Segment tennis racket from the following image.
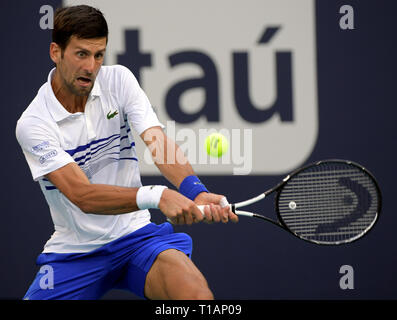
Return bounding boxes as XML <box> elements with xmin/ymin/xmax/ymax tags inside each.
<box><xmin>199</xmin><ymin>159</ymin><xmax>382</xmax><ymax>245</ymax></box>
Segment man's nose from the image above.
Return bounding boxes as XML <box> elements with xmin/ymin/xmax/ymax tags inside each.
<box><xmin>83</xmin><ymin>56</ymin><xmax>96</xmax><ymax>74</ymax></box>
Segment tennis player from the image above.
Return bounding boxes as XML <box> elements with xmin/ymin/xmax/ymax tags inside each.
<box><xmin>16</xmin><ymin>5</ymin><xmax>238</xmax><ymax>300</ymax></box>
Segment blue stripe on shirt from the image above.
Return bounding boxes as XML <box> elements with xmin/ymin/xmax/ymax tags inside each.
<box><xmin>65</xmin><ymin>133</ymin><xmax>120</xmax><ymax>156</ymax></box>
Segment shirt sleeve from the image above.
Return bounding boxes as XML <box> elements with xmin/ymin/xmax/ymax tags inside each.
<box><xmin>117</xmin><ymin>65</ymin><xmax>164</xmax><ymax>135</ymax></box>
<box><xmin>16</xmin><ymin>116</ymin><xmax>75</xmax><ymax>181</ymax></box>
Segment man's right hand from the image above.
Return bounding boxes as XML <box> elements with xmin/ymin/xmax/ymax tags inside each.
<box><xmin>159</xmin><ymin>189</ymin><xmax>205</xmax><ymax>225</ymax></box>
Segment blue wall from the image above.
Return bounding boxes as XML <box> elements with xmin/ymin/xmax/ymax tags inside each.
<box><xmin>1</xmin><ymin>0</ymin><xmax>395</xmax><ymax>299</ymax></box>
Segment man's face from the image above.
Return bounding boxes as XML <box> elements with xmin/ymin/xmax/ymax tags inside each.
<box><xmin>52</xmin><ymin>36</ymin><xmax>107</xmax><ymax>96</ymax></box>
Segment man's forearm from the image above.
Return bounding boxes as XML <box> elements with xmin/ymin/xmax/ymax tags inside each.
<box><xmin>46</xmin><ymin>163</ymin><xmax>140</xmax><ymax>215</ymax></box>
<box><xmin>76</xmin><ymin>184</ymin><xmax>140</xmax><ymax>214</ymax></box>
<box><xmin>155</xmin><ymin>142</ymin><xmax>195</xmax><ymax>188</ymax></box>
<box><xmin>142</xmin><ymin>127</ymin><xmax>195</xmax><ymax>188</ymax></box>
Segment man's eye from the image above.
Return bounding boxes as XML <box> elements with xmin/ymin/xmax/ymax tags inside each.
<box><xmin>95</xmin><ymin>53</ymin><xmax>104</xmax><ymax>59</ymax></box>
<box><xmin>77</xmin><ymin>52</ymin><xmax>86</xmax><ymax>57</ymax></box>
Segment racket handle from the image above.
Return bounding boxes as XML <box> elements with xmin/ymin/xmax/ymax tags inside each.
<box><xmin>197</xmin><ymin>205</ymin><xmax>205</xmax><ymax>215</ymax></box>
<box><xmin>197</xmin><ymin>196</ymin><xmax>230</xmax><ymax>215</ymax></box>
<box><xmin>220</xmin><ymin>196</ymin><xmax>230</xmax><ymax>208</ymax></box>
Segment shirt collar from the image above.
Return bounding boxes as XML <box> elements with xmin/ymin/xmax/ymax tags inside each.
<box><xmin>90</xmin><ymin>73</ymin><xmax>102</xmax><ymax>97</ymax></box>
<box><xmin>45</xmin><ymin>68</ymin><xmax>102</xmax><ymax>122</ymax></box>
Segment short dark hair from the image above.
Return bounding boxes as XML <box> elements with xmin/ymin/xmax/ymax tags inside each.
<box><xmin>52</xmin><ymin>5</ymin><xmax>108</xmax><ymax>51</ymax></box>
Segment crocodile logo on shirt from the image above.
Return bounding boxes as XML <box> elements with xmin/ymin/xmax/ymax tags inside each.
<box><xmin>107</xmin><ymin>110</ymin><xmax>119</xmax><ymax>119</ymax></box>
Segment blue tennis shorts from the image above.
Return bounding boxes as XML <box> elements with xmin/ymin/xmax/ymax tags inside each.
<box><xmin>23</xmin><ymin>222</ymin><xmax>192</xmax><ymax>300</ymax></box>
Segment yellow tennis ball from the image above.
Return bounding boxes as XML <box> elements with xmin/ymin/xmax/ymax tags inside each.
<box><xmin>205</xmin><ymin>133</ymin><xmax>229</xmax><ymax>158</ymax></box>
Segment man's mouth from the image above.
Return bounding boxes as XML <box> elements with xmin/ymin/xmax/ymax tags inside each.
<box><xmin>76</xmin><ymin>76</ymin><xmax>92</xmax><ymax>87</ymax></box>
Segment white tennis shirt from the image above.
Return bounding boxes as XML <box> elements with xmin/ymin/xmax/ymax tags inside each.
<box><xmin>16</xmin><ymin>65</ymin><xmax>164</xmax><ymax>253</ymax></box>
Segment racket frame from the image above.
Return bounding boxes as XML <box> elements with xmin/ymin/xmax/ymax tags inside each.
<box><xmin>231</xmin><ymin>159</ymin><xmax>382</xmax><ymax>245</ymax></box>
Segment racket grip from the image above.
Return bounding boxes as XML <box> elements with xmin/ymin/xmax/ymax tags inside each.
<box><xmin>197</xmin><ymin>205</ymin><xmax>205</xmax><ymax>215</ymax></box>
<box><xmin>197</xmin><ymin>197</ymin><xmax>230</xmax><ymax>215</ymax></box>
<box><xmin>220</xmin><ymin>196</ymin><xmax>230</xmax><ymax>208</ymax></box>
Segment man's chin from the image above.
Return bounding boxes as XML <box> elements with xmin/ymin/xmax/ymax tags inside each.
<box><xmin>77</xmin><ymin>87</ymin><xmax>92</xmax><ymax>96</ymax></box>
<box><xmin>71</xmin><ymin>83</ymin><xmax>93</xmax><ymax>96</ymax></box>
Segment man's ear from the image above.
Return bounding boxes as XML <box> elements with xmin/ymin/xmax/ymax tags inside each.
<box><xmin>49</xmin><ymin>42</ymin><xmax>61</xmax><ymax>65</ymax></box>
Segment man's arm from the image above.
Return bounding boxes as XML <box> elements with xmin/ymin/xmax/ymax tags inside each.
<box><xmin>46</xmin><ymin>162</ymin><xmax>140</xmax><ymax>214</ymax></box>
<box><xmin>140</xmin><ymin>126</ymin><xmax>195</xmax><ymax>188</ymax></box>
<box><xmin>45</xmin><ymin>125</ymin><xmax>235</xmax><ymax>224</ymax></box>
<box><xmin>140</xmin><ymin>126</ymin><xmax>238</xmax><ymax>223</ymax></box>
<box><xmin>46</xmin><ymin>162</ymin><xmax>204</xmax><ymax>224</ymax></box>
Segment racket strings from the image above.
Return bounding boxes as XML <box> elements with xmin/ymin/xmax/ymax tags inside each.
<box><xmin>277</xmin><ymin>163</ymin><xmax>379</xmax><ymax>244</ymax></box>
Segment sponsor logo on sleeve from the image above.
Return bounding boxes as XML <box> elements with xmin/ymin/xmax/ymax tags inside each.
<box><xmin>32</xmin><ymin>141</ymin><xmax>50</xmax><ymax>153</ymax></box>
<box><xmin>39</xmin><ymin>150</ymin><xmax>58</xmax><ymax>164</ymax></box>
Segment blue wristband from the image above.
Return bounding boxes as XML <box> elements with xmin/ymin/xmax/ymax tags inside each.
<box><xmin>179</xmin><ymin>175</ymin><xmax>209</xmax><ymax>201</ymax></box>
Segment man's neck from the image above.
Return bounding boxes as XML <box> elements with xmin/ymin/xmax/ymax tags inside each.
<box><xmin>51</xmin><ymin>71</ymin><xmax>88</xmax><ymax>113</ymax></box>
